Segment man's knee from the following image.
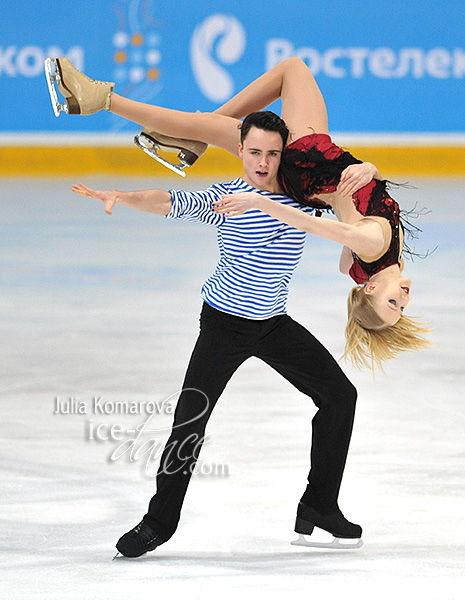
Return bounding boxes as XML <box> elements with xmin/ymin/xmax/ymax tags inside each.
<box><xmin>337</xmin><ymin>378</ymin><xmax>357</xmax><ymax>414</ymax></box>
<box><xmin>173</xmin><ymin>388</ymin><xmax>213</xmax><ymax>432</ymax></box>
<box><xmin>323</xmin><ymin>373</ymin><xmax>357</xmax><ymax>413</ymax></box>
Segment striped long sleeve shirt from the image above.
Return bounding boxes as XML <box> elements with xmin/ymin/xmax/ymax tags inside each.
<box><xmin>167</xmin><ymin>178</ymin><xmax>317</xmax><ymax>319</ymax></box>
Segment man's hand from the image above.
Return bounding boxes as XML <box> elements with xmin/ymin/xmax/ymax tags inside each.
<box><xmin>337</xmin><ymin>162</ymin><xmax>381</xmax><ymax>197</ymax></box>
<box><xmin>72</xmin><ymin>183</ymin><xmax>119</xmax><ymax>215</ymax></box>
<box><xmin>212</xmin><ymin>192</ymin><xmax>263</xmax><ymax>217</ymax></box>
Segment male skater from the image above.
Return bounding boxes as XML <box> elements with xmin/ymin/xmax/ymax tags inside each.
<box><xmin>72</xmin><ymin>111</ymin><xmax>361</xmax><ymax>557</ymax></box>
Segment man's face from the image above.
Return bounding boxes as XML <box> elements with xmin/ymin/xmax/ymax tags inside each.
<box><xmin>239</xmin><ymin>126</ymin><xmax>283</xmax><ymax>192</ymax></box>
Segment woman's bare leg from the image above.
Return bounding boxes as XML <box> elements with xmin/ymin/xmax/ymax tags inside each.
<box><xmin>109</xmin><ymin>96</ymin><xmax>242</xmax><ymax>156</ymax></box>
<box><xmin>214</xmin><ymin>57</ymin><xmax>329</xmax><ymax>141</ymax></box>
<box><xmin>107</xmin><ymin>57</ymin><xmax>327</xmax><ymax>156</ymax></box>
<box><xmin>54</xmin><ymin>56</ymin><xmax>327</xmax><ymax>155</ymax></box>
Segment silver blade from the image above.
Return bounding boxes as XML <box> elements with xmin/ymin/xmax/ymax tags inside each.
<box><xmin>44</xmin><ymin>58</ymin><xmax>68</xmax><ymax>117</ymax></box>
<box><xmin>134</xmin><ymin>134</ymin><xmax>187</xmax><ymax>177</ymax></box>
<box><xmin>291</xmin><ymin>533</ymin><xmax>363</xmax><ymax>549</ymax></box>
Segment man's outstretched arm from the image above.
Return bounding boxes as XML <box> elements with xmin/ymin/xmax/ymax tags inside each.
<box><xmin>72</xmin><ymin>183</ymin><xmax>172</xmax><ymax>216</ymax></box>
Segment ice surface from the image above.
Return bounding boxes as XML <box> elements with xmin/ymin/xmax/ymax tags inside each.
<box><xmin>1</xmin><ymin>176</ymin><xmax>464</xmax><ymax>599</ymax></box>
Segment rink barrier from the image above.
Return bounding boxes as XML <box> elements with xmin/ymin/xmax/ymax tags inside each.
<box><xmin>1</xmin><ymin>137</ymin><xmax>465</xmax><ymax>176</ymax></box>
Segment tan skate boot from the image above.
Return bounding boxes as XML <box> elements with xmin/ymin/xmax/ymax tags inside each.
<box><xmin>134</xmin><ymin>129</ymin><xmax>208</xmax><ymax>177</ymax></box>
<box><xmin>45</xmin><ymin>57</ymin><xmax>114</xmax><ymax>116</ymax></box>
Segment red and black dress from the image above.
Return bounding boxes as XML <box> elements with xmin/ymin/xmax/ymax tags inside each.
<box><xmin>279</xmin><ymin>133</ymin><xmax>403</xmax><ymax>284</ymax></box>
<box><xmin>348</xmin><ymin>179</ymin><xmax>402</xmax><ymax>284</ymax></box>
<box><xmin>279</xmin><ymin>133</ymin><xmax>362</xmax><ymax>211</ymax></box>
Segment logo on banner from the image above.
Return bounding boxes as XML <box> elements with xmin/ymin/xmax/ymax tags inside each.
<box><xmin>112</xmin><ymin>0</ymin><xmax>162</xmax><ymax>87</ymax></box>
<box><xmin>0</xmin><ymin>46</ymin><xmax>83</xmax><ymax>77</ymax></box>
<box><xmin>190</xmin><ymin>14</ymin><xmax>246</xmax><ymax>103</ymax></box>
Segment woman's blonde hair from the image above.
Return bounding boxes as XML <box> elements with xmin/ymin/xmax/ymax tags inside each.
<box><xmin>343</xmin><ymin>286</ymin><xmax>432</xmax><ymax>371</ymax></box>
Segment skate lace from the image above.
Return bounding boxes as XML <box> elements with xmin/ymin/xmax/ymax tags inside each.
<box><xmin>132</xmin><ymin>522</ymin><xmax>159</xmax><ymax>547</ymax></box>
<box><xmin>69</xmin><ymin>60</ymin><xmax>112</xmax><ymax>87</ymax></box>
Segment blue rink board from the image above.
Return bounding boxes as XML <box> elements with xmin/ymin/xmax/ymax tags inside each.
<box><xmin>1</xmin><ymin>0</ymin><xmax>465</xmax><ymax>134</ymax></box>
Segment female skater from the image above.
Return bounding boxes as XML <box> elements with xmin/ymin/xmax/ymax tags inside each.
<box><xmin>48</xmin><ymin>56</ymin><xmax>431</xmax><ymax>368</ymax></box>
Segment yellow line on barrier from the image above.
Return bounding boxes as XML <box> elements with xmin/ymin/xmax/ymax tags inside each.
<box><xmin>348</xmin><ymin>146</ymin><xmax>465</xmax><ymax>176</ymax></box>
<box><xmin>0</xmin><ymin>147</ymin><xmax>241</xmax><ymax>177</ymax></box>
<box><xmin>1</xmin><ymin>146</ymin><xmax>464</xmax><ymax>176</ymax></box>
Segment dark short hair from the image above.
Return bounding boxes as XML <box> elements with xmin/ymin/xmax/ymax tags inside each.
<box><xmin>239</xmin><ymin>111</ymin><xmax>289</xmax><ymax>148</ymax></box>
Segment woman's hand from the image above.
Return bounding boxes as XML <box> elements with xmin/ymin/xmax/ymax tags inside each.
<box><xmin>337</xmin><ymin>162</ymin><xmax>382</xmax><ymax>197</ymax></box>
<box><xmin>71</xmin><ymin>183</ymin><xmax>119</xmax><ymax>215</ymax></box>
<box><xmin>212</xmin><ymin>192</ymin><xmax>263</xmax><ymax>217</ymax></box>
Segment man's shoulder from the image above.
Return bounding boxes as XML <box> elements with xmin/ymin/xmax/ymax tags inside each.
<box><xmin>180</xmin><ymin>179</ymin><xmax>244</xmax><ymax>197</ymax></box>
<box><xmin>221</xmin><ymin>178</ymin><xmax>295</xmax><ymax>201</ymax></box>
<box><xmin>219</xmin><ymin>177</ymin><xmax>248</xmax><ymax>193</ymax></box>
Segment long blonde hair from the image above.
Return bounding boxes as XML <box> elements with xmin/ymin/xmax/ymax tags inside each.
<box><xmin>344</xmin><ymin>286</ymin><xmax>432</xmax><ymax>370</ymax></box>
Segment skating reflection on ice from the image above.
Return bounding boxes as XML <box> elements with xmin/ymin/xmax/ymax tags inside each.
<box><xmin>1</xmin><ymin>177</ymin><xmax>464</xmax><ymax>600</ymax></box>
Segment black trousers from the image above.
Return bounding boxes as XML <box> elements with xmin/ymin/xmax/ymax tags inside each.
<box><xmin>145</xmin><ymin>303</ymin><xmax>357</xmax><ymax>541</ymax></box>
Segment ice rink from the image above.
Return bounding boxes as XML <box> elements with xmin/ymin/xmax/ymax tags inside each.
<box><xmin>1</xmin><ymin>175</ymin><xmax>464</xmax><ymax>599</ymax></box>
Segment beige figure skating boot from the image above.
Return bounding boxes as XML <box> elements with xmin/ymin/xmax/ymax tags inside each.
<box><xmin>45</xmin><ymin>57</ymin><xmax>114</xmax><ymax>116</ymax></box>
<box><xmin>134</xmin><ymin>129</ymin><xmax>208</xmax><ymax>177</ymax></box>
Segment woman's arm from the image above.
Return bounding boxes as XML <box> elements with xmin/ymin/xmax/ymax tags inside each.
<box><xmin>212</xmin><ymin>192</ymin><xmax>385</xmax><ymax>257</ymax></box>
<box><xmin>339</xmin><ymin>246</ymin><xmax>354</xmax><ymax>274</ymax></box>
<box><xmin>71</xmin><ymin>183</ymin><xmax>172</xmax><ymax>215</ymax></box>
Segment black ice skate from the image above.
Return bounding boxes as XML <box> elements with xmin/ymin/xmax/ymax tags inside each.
<box><xmin>113</xmin><ymin>521</ymin><xmax>165</xmax><ymax>559</ymax></box>
<box><xmin>134</xmin><ymin>129</ymin><xmax>208</xmax><ymax>177</ymax></box>
<box><xmin>291</xmin><ymin>503</ymin><xmax>363</xmax><ymax>549</ymax></box>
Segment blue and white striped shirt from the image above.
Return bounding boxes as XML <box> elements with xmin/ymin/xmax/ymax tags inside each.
<box><xmin>167</xmin><ymin>178</ymin><xmax>316</xmax><ymax>319</ymax></box>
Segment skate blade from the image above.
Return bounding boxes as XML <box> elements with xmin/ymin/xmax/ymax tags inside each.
<box><xmin>291</xmin><ymin>533</ymin><xmax>363</xmax><ymax>549</ymax></box>
<box><xmin>44</xmin><ymin>58</ymin><xmax>69</xmax><ymax>117</ymax></box>
<box><xmin>134</xmin><ymin>133</ymin><xmax>187</xmax><ymax>177</ymax></box>
<box><xmin>112</xmin><ymin>551</ymin><xmax>122</xmax><ymax>560</ymax></box>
